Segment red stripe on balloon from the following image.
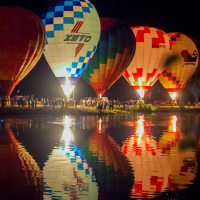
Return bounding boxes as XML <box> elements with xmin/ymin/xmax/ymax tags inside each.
<box><xmin>75</xmin><ymin>43</ymin><xmax>84</xmax><ymax>58</ymax></box>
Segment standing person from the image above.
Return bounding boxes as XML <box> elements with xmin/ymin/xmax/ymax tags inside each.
<box><xmin>35</xmin><ymin>98</ymin><xmax>38</xmax><ymax>108</ymax></box>
<box><xmin>1</xmin><ymin>98</ymin><xmax>5</xmax><ymax>108</ymax></box>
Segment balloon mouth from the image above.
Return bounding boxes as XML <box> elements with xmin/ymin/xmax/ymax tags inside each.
<box><xmin>132</xmin><ymin>86</ymin><xmax>150</xmax><ymax>99</ymax></box>
<box><xmin>57</xmin><ymin>77</ymin><xmax>79</xmax><ymax>97</ymax></box>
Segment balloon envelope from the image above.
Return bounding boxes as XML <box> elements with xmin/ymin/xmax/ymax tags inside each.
<box><xmin>41</xmin><ymin>0</ymin><xmax>100</xmax><ymax>96</ymax></box>
<box><xmin>159</xmin><ymin>32</ymin><xmax>199</xmax><ymax>100</ymax></box>
<box><xmin>82</xmin><ymin>17</ymin><xmax>136</xmax><ymax>97</ymax></box>
<box><xmin>123</xmin><ymin>26</ymin><xmax>172</xmax><ymax>98</ymax></box>
<box><xmin>0</xmin><ymin>7</ymin><xmax>46</xmax><ymax>96</ymax></box>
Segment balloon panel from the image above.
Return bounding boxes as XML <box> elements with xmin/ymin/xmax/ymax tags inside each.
<box><xmin>41</xmin><ymin>0</ymin><xmax>100</xmax><ymax>86</ymax></box>
<box><xmin>82</xmin><ymin>17</ymin><xmax>136</xmax><ymax>97</ymax></box>
<box><xmin>0</xmin><ymin>7</ymin><xmax>46</xmax><ymax>96</ymax></box>
<box><xmin>123</xmin><ymin>26</ymin><xmax>172</xmax><ymax>90</ymax></box>
<box><xmin>159</xmin><ymin>32</ymin><xmax>199</xmax><ymax>92</ymax></box>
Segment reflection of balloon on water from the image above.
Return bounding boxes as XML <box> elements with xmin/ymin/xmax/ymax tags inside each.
<box><xmin>82</xmin><ymin>17</ymin><xmax>136</xmax><ymax>98</ymax></box>
<box><xmin>0</xmin><ymin>7</ymin><xmax>46</xmax><ymax>96</ymax></box>
<box><xmin>159</xmin><ymin>32</ymin><xmax>199</xmax><ymax>100</ymax></box>
<box><xmin>123</xmin><ymin>26</ymin><xmax>172</xmax><ymax>98</ymax></box>
<box><xmin>0</xmin><ymin>121</ymin><xmax>44</xmax><ymax>200</ymax></box>
<box><xmin>158</xmin><ymin>115</ymin><xmax>197</xmax><ymax>191</ymax></box>
<box><xmin>81</xmin><ymin>120</ymin><xmax>134</xmax><ymax>199</ymax></box>
<box><xmin>41</xmin><ymin>0</ymin><xmax>100</xmax><ymax>96</ymax></box>
<box><xmin>122</xmin><ymin>116</ymin><xmax>171</xmax><ymax>199</ymax></box>
<box><xmin>43</xmin><ymin>116</ymin><xmax>98</xmax><ymax>200</ymax></box>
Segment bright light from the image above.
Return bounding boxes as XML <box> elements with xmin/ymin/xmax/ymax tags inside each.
<box><xmin>61</xmin><ymin>116</ymin><xmax>74</xmax><ymax>153</ymax></box>
<box><xmin>98</xmin><ymin>118</ymin><xmax>102</xmax><ymax>133</ymax></box>
<box><xmin>136</xmin><ymin>116</ymin><xmax>144</xmax><ymax>144</ymax></box>
<box><xmin>61</xmin><ymin>77</ymin><xmax>75</xmax><ymax>97</ymax></box>
<box><xmin>136</xmin><ymin>87</ymin><xmax>144</xmax><ymax>98</ymax></box>
<box><xmin>100</xmin><ymin>94</ymin><xmax>102</xmax><ymax>98</ymax></box>
<box><xmin>169</xmin><ymin>92</ymin><xmax>177</xmax><ymax>100</ymax></box>
<box><xmin>172</xmin><ymin>115</ymin><xmax>177</xmax><ymax>132</ymax></box>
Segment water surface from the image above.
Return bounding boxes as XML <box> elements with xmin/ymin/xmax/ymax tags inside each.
<box><xmin>0</xmin><ymin>113</ymin><xmax>199</xmax><ymax>200</ymax></box>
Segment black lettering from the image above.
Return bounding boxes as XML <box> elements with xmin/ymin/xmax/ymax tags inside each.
<box><xmin>84</xmin><ymin>36</ymin><xmax>92</xmax><ymax>42</ymax></box>
<box><xmin>71</xmin><ymin>35</ymin><xmax>80</xmax><ymax>41</ymax></box>
<box><xmin>64</xmin><ymin>34</ymin><xmax>73</xmax><ymax>41</ymax></box>
<box><xmin>79</xmin><ymin>35</ymin><xmax>86</xmax><ymax>42</ymax></box>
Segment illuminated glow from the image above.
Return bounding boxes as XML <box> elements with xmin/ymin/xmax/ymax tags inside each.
<box><xmin>123</xmin><ymin>26</ymin><xmax>172</xmax><ymax>96</ymax></box>
<box><xmin>61</xmin><ymin>78</ymin><xmax>75</xmax><ymax>97</ymax></box>
<box><xmin>100</xmin><ymin>94</ymin><xmax>102</xmax><ymax>98</ymax></box>
<box><xmin>98</xmin><ymin>118</ymin><xmax>102</xmax><ymax>133</ymax></box>
<box><xmin>41</xmin><ymin>0</ymin><xmax>100</xmax><ymax>93</ymax></box>
<box><xmin>171</xmin><ymin>115</ymin><xmax>177</xmax><ymax>132</ymax></box>
<box><xmin>136</xmin><ymin>116</ymin><xmax>144</xmax><ymax>144</ymax></box>
<box><xmin>61</xmin><ymin>116</ymin><xmax>74</xmax><ymax>153</ymax></box>
<box><xmin>169</xmin><ymin>92</ymin><xmax>177</xmax><ymax>100</ymax></box>
<box><xmin>136</xmin><ymin>87</ymin><xmax>145</xmax><ymax>98</ymax></box>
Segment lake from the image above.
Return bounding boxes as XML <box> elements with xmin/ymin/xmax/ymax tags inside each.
<box><xmin>0</xmin><ymin>112</ymin><xmax>199</xmax><ymax>200</ymax></box>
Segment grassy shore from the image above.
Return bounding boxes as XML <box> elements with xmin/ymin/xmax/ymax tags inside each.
<box><xmin>1</xmin><ymin>103</ymin><xmax>200</xmax><ymax>116</ymax></box>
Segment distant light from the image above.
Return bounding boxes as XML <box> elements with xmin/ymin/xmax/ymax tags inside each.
<box><xmin>136</xmin><ymin>87</ymin><xmax>144</xmax><ymax>98</ymax></box>
<box><xmin>1</xmin><ymin>119</ymin><xmax>3</xmax><ymax>122</ymax></box>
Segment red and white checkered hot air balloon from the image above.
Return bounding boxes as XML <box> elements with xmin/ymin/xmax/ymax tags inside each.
<box><xmin>123</xmin><ymin>26</ymin><xmax>172</xmax><ymax>98</ymax></box>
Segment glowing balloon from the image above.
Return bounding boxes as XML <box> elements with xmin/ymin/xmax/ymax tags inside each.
<box><xmin>0</xmin><ymin>7</ymin><xmax>46</xmax><ymax>96</ymax></box>
<box><xmin>123</xmin><ymin>26</ymin><xmax>172</xmax><ymax>98</ymax></box>
<box><xmin>0</xmin><ymin>121</ymin><xmax>44</xmax><ymax>200</ymax></box>
<box><xmin>82</xmin><ymin>17</ymin><xmax>136</xmax><ymax>97</ymax></box>
<box><xmin>159</xmin><ymin>32</ymin><xmax>199</xmax><ymax>100</ymax></box>
<box><xmin>41</xmin><ymin>0</ymin><xmax>100</xmax><ymax>96</ymax></box>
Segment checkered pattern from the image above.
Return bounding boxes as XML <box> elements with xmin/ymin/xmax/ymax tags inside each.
<box><xmin>41</xmin><ymin>0</ymin><xmax>100</xmax><ymax>84</ymax></box>
<box><xmin>159</xmin><ymin>32</ymin><xmax>199</xmax><ymax>92</ymax></box>
<box><xmin>123</xmin><ymin>26</ymin><xmax>172</xmax><ymax>91</ymax></box>
<box><xmin>43</xmin><ymin>143</ymin><xmax>97</xmax><ymax>199</ymax></box>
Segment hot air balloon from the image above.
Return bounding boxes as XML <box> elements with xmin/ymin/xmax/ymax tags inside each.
<box><xmin>82</xmin><ymin>17</ymin><xmax>136</xmax><ymax>98</ymax></box>
<box><xmin>159</xmin><ymin>32</ymin><xmax>199</xmax><ymax>100</ymax></box>
<box><xmin>43</xmin><ymin>116</ymin><xmax>98</xmax><ymax>200</ymax></box>
<box><xmin>41</xmin><ymin>0</ymin><xmax>100</xmax><ymax>97</ymax></box>
<box><xmin>0</xmin><ymin>120</ymin><xmax>44</xmax><ymax>200</ymax></box>
<box><xmin>0</xmin><ymin>7</ymin><xmax>46</xmax><ymax>96</ymax></box>
<box><xmin>123</xmin><ymin>26</ymin><xmax>172</xmax><ymax>98</ymax></box>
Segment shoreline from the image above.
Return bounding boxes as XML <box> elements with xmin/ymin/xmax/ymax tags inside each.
<box><xmin>1</xmin><ymin>104</ymin><xmax>200</xmax><ymax>116</ymax></box>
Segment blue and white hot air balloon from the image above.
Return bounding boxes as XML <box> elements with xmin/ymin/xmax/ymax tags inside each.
<box><xmin>41</xmin><ymin>0</ymin><xmax>100</xmax><ymax>96</ymax></box>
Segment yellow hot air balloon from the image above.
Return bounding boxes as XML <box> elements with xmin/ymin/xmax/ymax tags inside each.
<box><xmin>159</xmin><ymin>32</ymin><xmax>199</xmax><ymax>100</ymax></box>
<box><xmin>123</xmin><ymin>26</ymin><xmax>172</xmax><ymax>98</ymax></box>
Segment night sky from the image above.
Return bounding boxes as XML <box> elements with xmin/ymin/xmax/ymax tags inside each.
<box><xmin>0</xmin><ymin>0</ymin><xmax>200</xmax><ymax>102</ymax></box>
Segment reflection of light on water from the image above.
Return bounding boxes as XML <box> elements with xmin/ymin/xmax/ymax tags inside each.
<box><xmin>171</xmin><ymin>115</ymin><xmax>177</xmax><ymax>132</ymax></box>
<box><xmin>136</xmin><ymin>116</ymin><xmax>144</xmax><ymax>144</ymax></box>
<box><xmin>43</xmin><ymin>116</ymin><xmax>98</xmax><ymax>200</ymax></box>
<box><xmin>98</xmin><ymin>118</ymin><xmax>102</xmax><ymax>133</ymax></box>
<box><xmin>61</xmin><ymin>116</ymin><xmax>74</xmax><ymax>153</ymax></box>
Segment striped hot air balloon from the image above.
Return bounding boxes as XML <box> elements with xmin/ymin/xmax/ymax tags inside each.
<box><xmin>82</xmin><ymin>17</ymin><xmax>136</xmax><ymax>98</ymax></box>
